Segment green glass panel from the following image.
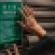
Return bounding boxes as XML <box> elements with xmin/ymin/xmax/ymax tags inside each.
<box><xmin>0</xmin><ymin>2</ymin><xmax>22</xmax><ymax>44</ymax></box>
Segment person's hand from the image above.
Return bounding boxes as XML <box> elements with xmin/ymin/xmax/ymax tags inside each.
<box><xmin>6</xmin><ymin>44</ymin><xmax>20</xmax><ymax>55</ymax></box>
<box><xmin>17</xmin><ymin>6</ymin><xmax>46</xmax><ymax>38</ymax></box>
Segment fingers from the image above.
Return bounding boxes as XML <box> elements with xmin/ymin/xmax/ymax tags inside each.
<box><xmin>20</xmin><ymin>5</ymin><xmax>34</xmax><ymax>17</ymax></box>
<box><xmin>13</xmin><ymin>44</ymin><xmax>20</xmax><ymax>55</ymax></box>
<box><xmin>5</xmin><ymin>44</ymin><xmax>20</xmax><ymax>55</ymax></box>
<box><xmin>19</xmin><ymin>9</ymin><xmax>26</xmax><ymax>18</ymax></box>
<box><xmin>22</xmin><ymin>6</ymin><xmax>33</xmax><ymax>16</ymax></box>
<box><xmin>6</xmin><ymin>49</ymin><xmax>12</xmax><ymax>55</ymax></box>
<box><xmin>17</xmin><ymin>21</ymin><xmax>26</xmax><ymax>28</ymax></box>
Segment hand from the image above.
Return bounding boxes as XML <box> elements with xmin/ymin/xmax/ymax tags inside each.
<box><xmin>6</xmin><ymin>44</ymin><xmax>20</xmax><ymax>55</ymax></box>
<box><xmin>17</xmin><ymin>6</ymin><xmax>46</xmax><ymax>38</ymax></box>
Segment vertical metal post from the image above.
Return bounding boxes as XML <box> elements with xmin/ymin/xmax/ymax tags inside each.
<box><xmin>21</xmin><ymin>0</ymin><xmax>28</xmax><ymax>55</ymax></box>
